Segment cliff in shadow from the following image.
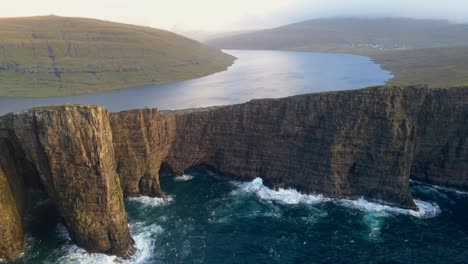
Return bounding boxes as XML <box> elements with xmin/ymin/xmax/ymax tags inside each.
<box><xmin>411</xmin><ymin>88</ymin><xmax>468</xmax><ymax>190</ymax></box>
<box><xmin>0</xmin><ymin>85</ymin><xmax>465</xmax><ymax>259</ymax></box>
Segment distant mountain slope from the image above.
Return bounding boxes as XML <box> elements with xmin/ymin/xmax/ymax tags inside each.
<box><xmin>373</xmin><ymin>46</ymin><xmax>468</xmax><ymax>87</ymax></box>
<box><xmin>206</xmin><ymin>18</ymin><xmax>468</xmax><ymax>87</ymax></box>
<box><xmin>207</xmin><ymin>18</ymin><xmax>468</xmax><ymax>53</ymax></box>
<box><xmin>0</xmin><ymin>15</ymin><xmax>235</xmax><ymax>97</ymax></box>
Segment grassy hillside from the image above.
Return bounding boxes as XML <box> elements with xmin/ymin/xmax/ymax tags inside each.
<box><xmin>373</xmin><ymin>46</ymin><xmax>468</xmax><ymax>87</ymax></box>
<box><xmin>207</xmin><ymin>18</ymin><xmax>468</xmax><ymax>87</ymax></box>
<box><xmin>0</xmin><ymin>15</ymin><xmax>235</xmax><ymax>97</ymax></box>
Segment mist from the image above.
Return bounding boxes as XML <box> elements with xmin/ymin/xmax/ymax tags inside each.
<box><xmin>2</xmin><ymin>0</ymin><xmax>468</xmax><ymax>32</ymax></box>
<box><xmin>237</xmin><ymin>0</ymin><xmax>468</xmax><ymax>30</ymax></box>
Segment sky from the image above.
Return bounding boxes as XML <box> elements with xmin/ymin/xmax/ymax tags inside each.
<box><xmin>2</xmin><ymin>0</ymin><xmax>468</xmax><ymax>32</ymax></box>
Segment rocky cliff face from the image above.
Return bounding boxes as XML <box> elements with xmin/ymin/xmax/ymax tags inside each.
<box><xmin>164</xmin><ymin>86</ymin><xmax>467</xmax><ymax>200</ymax></box>
<box><xmin>0</xmin><ymin>85</ymin><xmax>465</xmax><ymax>259</ymax></box>
<box><xmin>0</xmin><ymin>164</ymin><xmax>25</xmax><ymax>260</ymax></box>
<box><xmin>109</xmin><ymin>109</ymin><xmax>176</xmax><ymax>197</ymax></box>
<box><xmin>411</xmin><ymin>88</ymin><xmax>468</xmax><ymax>190</ymax></box>
<box><xmin>0</xmin><ymin>106</ymin><xmax>135</xmax><ymax>258</ymax></box>
<box><xmin>164</xmin><ymin>86</ymin><xmax>428</xmax><ymax>209</ymax></box>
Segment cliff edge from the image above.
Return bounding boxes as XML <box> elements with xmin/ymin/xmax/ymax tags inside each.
<box><xmin>0</xmin><ymin>85</ymin><xmax>465</xmax><ymax>259</ymax></box>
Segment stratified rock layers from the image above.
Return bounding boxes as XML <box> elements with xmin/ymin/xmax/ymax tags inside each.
<box><xmin>110</xmin><ymin>109</ymin><xmax>176</xmax><ymax>197</ymax></box>
<box><xmin>165</xmin><ymin>86</ymin><xmax>425</xmax><ymax>209</ymax></box>
<box><xmin>0</xmin><ymin>106</ymin><xmax>135</xmax><ymax>258</ymax></box>
<box><xmin>0</xmin><ymin>85</ymin><xmax>466</xmax><ymax>258</ymax></box>
<box><xmin>411</xmin><ymin>88</ymin><xmax>468</xmax><ymax>190</ymax></box>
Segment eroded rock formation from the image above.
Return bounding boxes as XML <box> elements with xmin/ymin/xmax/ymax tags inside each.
<box><xmin>109</xmin><ymin>109</ymin><xmax>176</xmax><ymax>197</ymax></box>
<box><xmin>164</xmin><ymin>87</ymin><xmax>425</xmax><ymax>209</ymax></box>
<box><xmin>0</xmin><ymin>85</ymin><xmax>465</xmax><ymax>259</ymax></box>
<box><xmin>0</xmin><ymin>106</ymin><xmax>135</xmax><ymax>258</ymax></box>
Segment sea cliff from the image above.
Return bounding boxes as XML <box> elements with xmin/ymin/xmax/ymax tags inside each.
<box><xmin>0</xmin><ymin>85</ymin><xmax>465</xmax><ymax>259</ymax></box>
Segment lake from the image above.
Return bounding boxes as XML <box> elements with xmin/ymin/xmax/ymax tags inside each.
<box><xmin>0</xmin><ymin>50</ymin><xmax>392</xmax><ymax>115</ymax></box>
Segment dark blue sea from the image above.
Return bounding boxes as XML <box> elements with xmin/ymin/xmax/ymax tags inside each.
<box><xmin>8</xmin><ymin>168</ymin><xmax>468</xmax><ymax>263</ymax></box>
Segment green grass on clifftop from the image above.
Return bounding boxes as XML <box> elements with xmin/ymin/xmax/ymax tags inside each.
<box><xmin>0</xmin><ymin>15</ymin><xmax>235</xmax><ymax>97</ymax></box>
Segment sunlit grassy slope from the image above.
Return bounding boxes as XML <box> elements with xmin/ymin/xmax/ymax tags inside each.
<box><xmin>207</xmin><ymin>18</ymin><xmax>468</xmax><ymax>88</ymax></box>
<box><xmin>0</xmin><ymin>15</ymin><xmax>235</xmax><ymax>97</ymax></box>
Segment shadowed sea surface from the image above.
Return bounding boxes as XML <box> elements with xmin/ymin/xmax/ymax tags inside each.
<box><xmin>7</xmin><ymin>168</ymin><xmax>468</xmax><ymax>264</ymax></box>
<box><xmin>0</xmin><ymin>50</ymin><xmax>392</xmax><ymax>115</ymax></box>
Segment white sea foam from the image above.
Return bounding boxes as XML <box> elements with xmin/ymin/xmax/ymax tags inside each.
<box><xmin>233</xmin><ymin>178</ymin><xmax>441</xmax><ymax>218</ymax></box>
<box><xmin>174</xmin><ymin>174</ymin><xmax>194</xmax><ymax>182</ymax></box>
<box><xmin>54</xmin><ymin>225</ymin><xmax>118</xmax><ymax>264</ymax></box>
<box><xmin>129</xmin><ymin>222</ymin><xmax>163</xmax><ymax>264</ymax></box>
<box><xmin>411</xmin><ymin>180</ymin><xmax>468</xmax><ymax>197</ymax></box>
<box><xmin>338</xmin><ymin>198</ymin><xmax>440</xmax><ymax>219</ymax></box>
<box><xmin>127</xmin><ymin>195</ymin><xmax>174</xmax><ymax>208</ymax></box>
<box><xmin>233</xmin><ymin>177</ymin><xmax>329</xmax><ymax>205</ymax></box>
<box><xmin>53</xmin><ymin>221</ymin><xmax>162</xmax><ymax>264</ymax></box>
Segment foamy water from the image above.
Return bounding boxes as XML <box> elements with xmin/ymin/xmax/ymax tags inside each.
<box><xmin>51</xmin><ymin>222</ymin><xmax>162</xmax><ymax>264</ymax></box>
<box><xmin>232</xmin><ymin>178</ymin><xmax>330</xmax><ymax>205</ymax></box>
<box><xmin>411</xmin><ymin>180</ymin><xmax>468</xmax><ymax>197</ymax></box>
<box><xmin>46</xmin><ymin>195</ymin><xmax>174</xmax><ymax>264</ymax></box>
<box><xmin>127</xmin><ymin>195</ymin><xmax>174</xmax><ymax>208</ymax></box>
<box><xmin>4</xmin><ymin>171</ymin><xmax>467</xmax><ymax>264</ymax></box>
<box><xmin>233</xmin><ymin>178</ymin><xmax>441</xmax><ymax>219</ymax></box>
<box><xmin>174</xmin><ymin>174</ymin><xmax>194</xmax><ymax>182</ymax></box>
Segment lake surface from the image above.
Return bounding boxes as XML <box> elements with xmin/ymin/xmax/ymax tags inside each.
<box><xmin>0</xmin><ymin>50</ymin><xmax>392</xmax><ymax>115</ymax></box>
<box><xmin>8</xmin><ymin>168</ymin><xmax>468</xmax><ymax>264</ymax></box>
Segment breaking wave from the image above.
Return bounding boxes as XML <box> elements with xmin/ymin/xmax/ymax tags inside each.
<box><xmin>127</xmin><ymin>195</ymin><xmax>174</xmax><ymax>208</ymax></box>
<box><xmin>233</xmin><ymin>178</ymin><xmax>441</xmax><ymax>218</ymax></box>
<box><xmin>338</xmin><ymin>198</ymin><xmax>440</xmax><ymax>219</ymax></box>
<box><xmin>411</xmin><ymin>180</ymin><xmax>468</xmax><ymax>197</ymax></box>
<box><xmin>174</xmin><ymin>174</ymin><xmax>194</xmax><ymax>182</ymax></box>
<box><xmin>232</xmin><ymin>178</ymin><xmax>329</xmax><ymax>205</ymax></box>
<box><xmin>52</xmin><ymin>221</ymin><xmax>162</xmax><ymax>264</ymax></box>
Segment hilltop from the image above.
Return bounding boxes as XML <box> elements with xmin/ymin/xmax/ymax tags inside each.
<box><xmin>0</xmin><ymin>15</ymin><xmax>235</xmax><ymax>97</ymax></box>
<box><xmin>207</xmin><ymin>18</ymin><xmax>468</xmax><ymax>87</ymax></box>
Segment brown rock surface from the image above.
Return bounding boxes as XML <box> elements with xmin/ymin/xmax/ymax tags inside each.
<box><xmin>0</xmin><ymin>164</ymin><xmax>26</xmax><ymax>260</ymax></box>
<box><xmin>1</xmin><ymin>105</ymin><xmax>135</xmax><ymax>257</ymax></box>
<box><xmin>0</xmin><ymin>85</ymin><xmax>466</xmax><ymax>257</ymax></box>
<box><xmin>110</xmin><ymin>109</ymin><xmax>176</xmax><ymax>197</ymax></box>
<box><xmin>164</xmin><ymin>86</ymin><xmax>427</xmax><ymax>209</ymax></box>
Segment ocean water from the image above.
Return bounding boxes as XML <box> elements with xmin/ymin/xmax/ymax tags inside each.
<box><xmin>6</xmin><ymin>167</ymin><xmax>467</xmax><ymax>264</ymax></box>
<box><xmin>0</xmin><ymin>50</ymin><xmax>392</xmax><ymax>115</ymax></box>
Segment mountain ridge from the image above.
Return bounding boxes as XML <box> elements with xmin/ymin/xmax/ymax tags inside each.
<box><xmin>206</xmin><ymin>17</ymin><xmax>468</xmax><ymax>87</ymax></box>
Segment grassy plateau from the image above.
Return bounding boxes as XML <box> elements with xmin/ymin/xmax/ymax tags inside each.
<box><xmin>0</xmin><ymin>15</ymin><xmax>235</xmax><ymax>97</ymax></box>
